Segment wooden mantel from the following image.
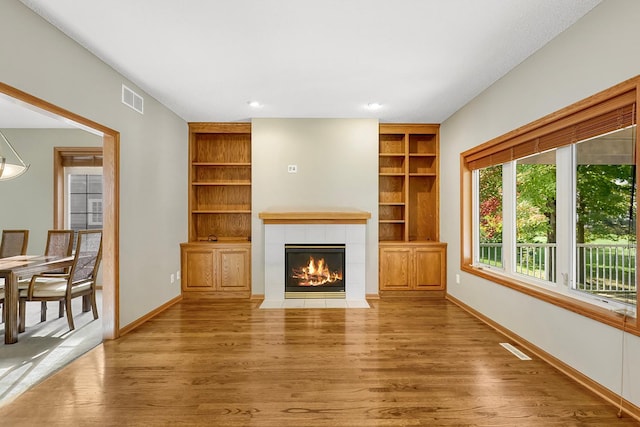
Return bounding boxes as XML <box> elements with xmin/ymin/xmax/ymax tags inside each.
<box><xmin>258</xmin><ymin>208</ymin><xmax>371</xmax><ymax>224</ymax></box>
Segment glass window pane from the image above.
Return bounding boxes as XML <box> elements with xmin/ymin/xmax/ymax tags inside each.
<box><xmin>87</xmin><ymin>175</ymin><xmax>103</xmax><ymax>193</ymax></box>
<box><xmin>478</xmin><ymin>165</ymin><xmax>503</xmax><ymax>268</ymax></box>
<box><xmin>67</xmin><ymin>172</ymin><xmax>103</xmax><ymax>233</ymax></box>
<box><xmin>70</xmin><ymin>213</ymin><xmax>88</xmax><ymax>230</ymax></box>
<box><xmin>69</xmin><ymin>175</ymin><xmax>87</xmax><ymax>193</ymax></box>
<box><xmin>575</xmin><ymin>125</ymin><xmax>636</xmax><ymax>308</ymax></box>
<box><xmin>516</xmin><ymin>150</ymin><xmax>557</xmax><ymax>283</ymax></box>
<box><xmin>70</xmin><ymin>193</ymin><xmax>87</xmax><ymax>214</ymax></box>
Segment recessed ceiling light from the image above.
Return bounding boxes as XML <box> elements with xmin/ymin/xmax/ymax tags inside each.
<box><xmin>248</xmin><ymin>101</ymin><xmax>263</xmax><ymax>108</ymax></box>
<box><xmin>366</xmin><ymin>102</ymin><xmax>383</xmax><ymax>110</ymax></box>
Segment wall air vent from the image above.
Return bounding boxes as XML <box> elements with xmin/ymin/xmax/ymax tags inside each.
<box><xmin>121</xmin><ymin>84</ymin><xmax>144</xmax><ymax>114</ymax></box>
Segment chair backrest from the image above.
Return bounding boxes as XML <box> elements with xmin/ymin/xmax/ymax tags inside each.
<box><xmin>45</xmin><ymin>229</ymin><xmax>74</xmax><ymax>274</ymax></box>
<box><xmin>45</xmin><ymin>230</ymin><xmax>74</xmax><ymax>258</ymax></box>
<box><xmin>70</xmin><ymin>230</ymin><xmax>102</xmax><ymax>285</ymax></box>
<box><xmin>0</xmin><ymin>230</ymin><xmax>29</xmax><ymax>258</ymax></box>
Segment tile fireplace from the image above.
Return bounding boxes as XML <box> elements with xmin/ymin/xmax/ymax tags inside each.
<box><xmin>259</xmin><ymin>209</ymin><xmax>370</xmax><ymax>305</ymax></box>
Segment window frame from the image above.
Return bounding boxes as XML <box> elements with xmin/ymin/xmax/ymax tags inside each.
<box><xmin>460</xmin><ymin>76</ymin><xmax>640</xmax><ymax>336</ymax></box>
<box><xmin>53</xmin><ymin>146</ymin><xmax>103</xmax><ymax>229</ymax></box>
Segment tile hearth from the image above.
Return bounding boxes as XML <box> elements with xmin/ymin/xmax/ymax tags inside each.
<box><xmin>259</xmin><ymin>299</ymin><xmax>370</xmax><ymax>309</ymax></box>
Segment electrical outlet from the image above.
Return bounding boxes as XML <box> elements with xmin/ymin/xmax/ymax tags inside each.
<box><xmin>176</xmin><ymin>269</ymin><xmax>181</xmax><ymax>281</ymax></box>
<box><xmin>170</xmin><ymin>273</ymin><xmax>175</xmax><ymax>284</ymax></box>
<box><xmin>455</xmin><ymin>274</ymin><xmax>460</xmax><ymax>284</ymax></box>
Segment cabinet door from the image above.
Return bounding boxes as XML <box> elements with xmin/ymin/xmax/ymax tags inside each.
<box><xmin>216</xmin><ymin>247</ymin><xmax>251</xmax><ymax>292</ymax></box>
<box><xmin>182</xmin><ymin>248</ymin><xmax>215</xmax><ymax>291</ymax></box>
<box><xmin>379</xmin><ymin>247</ymin><xmax>413</xmax><ymax>290</ymax></box>
<box><xmin>414</xmin><ymin>247</ymin><xmax>445</xmax><ymax>290</ymax></box>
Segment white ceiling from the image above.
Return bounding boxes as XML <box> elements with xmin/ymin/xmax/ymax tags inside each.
<box><xmin>14</xmin><ymin>0</ymin><xmax>602</xmax><ymax>124</ymax></box>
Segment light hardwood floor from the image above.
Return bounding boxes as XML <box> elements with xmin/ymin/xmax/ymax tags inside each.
<box><xmin>0</xmin><ymin>298</ymin><xmax>637</xmax><ymax>426</ymax></box>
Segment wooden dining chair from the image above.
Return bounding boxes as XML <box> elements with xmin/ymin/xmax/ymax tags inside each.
<box><xmin>0</xmin><ymin>229</ymin><xmax>29</xmax><ymax>258</ymax></box>
<box><xmin>19</xmin><ymin>230</ymin><xmax>102</xmax><ymax>332</ymax></box>
<box><xmin>0</xmin><ymin>229</ymin><xmax>29</xmax><ymax>323</ymax></box>
<box><xmin>45</xmin><ymin>230</ymin><xmax>74</xmax><ymax>260</ymax></box>
<box><xmin>37</xmin><ymin>229</ymin><xmax>75</xmax><ymax>322</ymax></box>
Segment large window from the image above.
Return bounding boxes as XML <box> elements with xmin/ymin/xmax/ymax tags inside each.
<box><xmin>462</xmin><ymin>76</ymin><xmax>639</xmax><ymax>335</ymax></box>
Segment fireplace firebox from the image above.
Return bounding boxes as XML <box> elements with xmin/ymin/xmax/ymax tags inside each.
<box><xmin>285</xmin><ymin>244</ymin><xmax>345</xmax><ymax>298</ymax></box>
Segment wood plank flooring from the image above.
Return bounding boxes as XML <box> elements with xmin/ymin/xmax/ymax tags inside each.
<box><xmin>0</xmin><ymin>298</ymin><xmax>637</xmax><ymax>426</ymax></box>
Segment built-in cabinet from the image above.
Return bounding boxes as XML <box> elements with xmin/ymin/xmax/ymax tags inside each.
<box><xmin>379</xmin><ymin>242</ymin><xmax>446</xmax><ymax>291</ymax></box>
<box><xmin>378</xmin><ymin>124</ymin><xmax>446</xmax><ymax>294</ymax></box>
<box><xmin>180</xmin><ymin>122</ymin><xmax>445</xmax><ymax>298</ymax></box>
<box><xmin>180</xmin><ymin>242</ymin><xmax>251</xmax><ymax>297</ymax></box>
<box><xmin>181</xmin><ymin>123</ymin><xmax>251</xmax><ymax>297</ymax></box>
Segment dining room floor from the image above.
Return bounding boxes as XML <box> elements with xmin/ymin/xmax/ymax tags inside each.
<box><xmin>0</xmin><ymin>292</ymin><xmax>102</xmax><ymax>406</ymax></box>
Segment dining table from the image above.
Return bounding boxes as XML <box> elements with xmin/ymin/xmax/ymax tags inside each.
<box><xmin>0</xmin><ymin>254</ymin><xmax>74</xmax><ymax>344</ymax></box>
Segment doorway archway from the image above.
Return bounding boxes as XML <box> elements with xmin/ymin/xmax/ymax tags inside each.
<box><xmin>0</xmin><ymin>82</ymin><xmax>119</xmax><ymax>339</ymax></box>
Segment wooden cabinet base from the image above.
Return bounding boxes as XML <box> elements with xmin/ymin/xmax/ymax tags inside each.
<box><xmin>180</xmin><ymin>242</ymin><xmax>251</xmax><ymax>298</ymax></box>
<box><xmin>379</xmin><ymin>242</ymin><xmax>446</xmax><ymax>294</ymax></box>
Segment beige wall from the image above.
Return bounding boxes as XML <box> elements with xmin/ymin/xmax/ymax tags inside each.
<box><xmin>441</xmin><ymin>0</ymin><xmax>640</xmax><ymax>407</ymax></box>
<box><xmin>0</xmin><ymin>128</ymin><xmax>101</xmax><ymax>252</ymax></box>
<box><xmin>251</xmin><ymin>118</ymin><xmax>379</xmax><ymax>295</ymax></box>
<box><xmin>1</xmin><ymin>2</ymin><xmax>188</xmax><ymax>328</ymax></box>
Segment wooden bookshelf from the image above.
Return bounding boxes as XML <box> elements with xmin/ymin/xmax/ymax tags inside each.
<box><xmin>378</xmin><ymin>124</ymin><xmax>446</xmax><ymax>294</ymax></box>
<box><xmin>182</xmin><ymin>123</ymin><xmax>252</xmax><ymax>297</ymax></box>
<box><xmin>188</xmin><ymin>123</ymin><xmax>252</xmax><ymax>242</ymax></box>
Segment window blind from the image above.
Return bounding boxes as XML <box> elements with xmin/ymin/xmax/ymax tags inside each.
<box><xmin>466</xmin><ymin>90</ymin><xmax>636</xmax><ymax>170</ymax></box>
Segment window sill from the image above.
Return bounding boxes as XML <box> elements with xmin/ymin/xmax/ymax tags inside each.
<box><xmin>461</xmin><ymin>263</ymin><xmax>639</xmax><ymax>337</ymax></box>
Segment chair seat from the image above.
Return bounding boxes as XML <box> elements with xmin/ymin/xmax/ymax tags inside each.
<box><xmin>18</xmin><ymin>229</ymin><xmax>101</xmax><ymax>332</ymax></box>
<box><xmin>19</xmin><ymin>279</ymin><xmax>92</xmax><ymax>298</ymax></box>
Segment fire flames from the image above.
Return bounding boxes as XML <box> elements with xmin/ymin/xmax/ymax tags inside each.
<box><xmin>291</xmin><ymin>256</ymin><xmax>343</xmax><ymax>286</ymax></box>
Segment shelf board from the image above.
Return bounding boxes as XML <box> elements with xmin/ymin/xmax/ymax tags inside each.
<box><xmin>192</xmin><ymin>181</ymin><xmax>251</xmax><ymax>186</ymax></box>
<box><xmin>379</xmin><ymin>173</ymin><xmax>405</xmax><ymax>177</ymax></box>
<box><xmin>380</xmin><ymin>219</ymin><xmax>405</xmax><ymax>224</ymax></box>
<box><xmin>409</xmin><ymin>173</ymin><xmax>437</xmax><ymax>177</ymax></box>
<box><xmin>192</xmin><ymin>162</ymin><xmax>251</xmax><ymax>166</ymax></box>
<box><xmin>379</xmin><ymin>153</ymin><xmax>406</xmax><ymax>157</ymax></box>
<box><xmin>193</xmin><ymin>236</ymin><xmax>251</xmax><ymax>243</ymax></box>
<box><xmin>379</xmin><ymin>202</ymin><xmax>405</xmax><ymax>206</ymax></box>
<box><xmin>409</xmin><ymin>153</ymin><xmax>436</xmax><ymax>157</ymax></box>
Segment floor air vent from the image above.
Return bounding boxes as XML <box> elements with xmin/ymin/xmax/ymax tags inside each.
<box><xmin>122</xmin><ymin>84</ymin><xmax>144</xmax><ymax>114</ymax></box>
<box><xmin>500</xmin><ymin>343</ymin><xmax>532</xmax><ymax>360</ymax></box>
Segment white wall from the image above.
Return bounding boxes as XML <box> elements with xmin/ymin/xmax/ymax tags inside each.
<box><xmin>0</xmin><ymin>128</ymin><xmax>101</xmax><ymax>252</ymax></box>
<box><xmin>1</xmin><ymin>2</ymin><xmax>188</xmax><ymax>327</ymax></box>
<box><xmin>251</xmin><ymin>118</ymin><xmax>379</xmax><ymax>295</ymax></box>
<box><xmin>441</xmin><ymin>0</ymin><xmax>640</xmax><ymax>407</ymax></box>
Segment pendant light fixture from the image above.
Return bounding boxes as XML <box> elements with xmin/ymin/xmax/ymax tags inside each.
<box><xmin>0</xmin><ymin>129</ymin><xmax>29</xmax><ymax>181</ymax></box>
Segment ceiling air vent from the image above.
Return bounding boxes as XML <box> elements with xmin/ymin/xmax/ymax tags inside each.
<box><xmin>121</xmin><ymin>84</ymin><xmax>144</xmax><ymax>114</ymax></box>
